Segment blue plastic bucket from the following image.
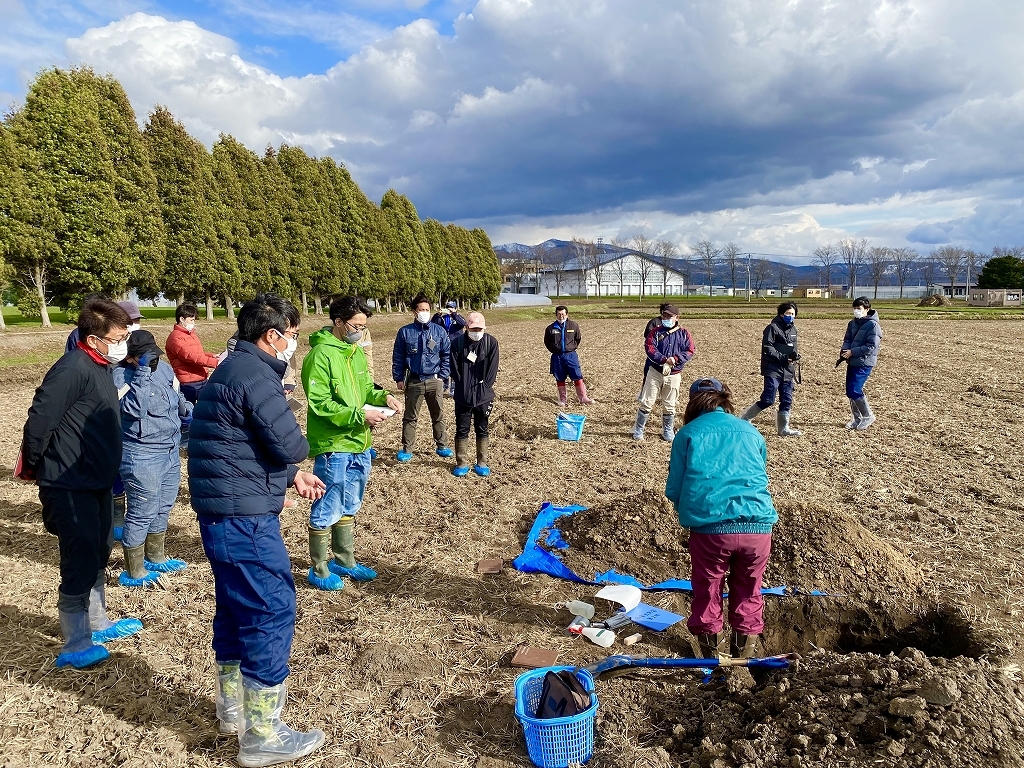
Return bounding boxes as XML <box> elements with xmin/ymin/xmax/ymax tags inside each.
<box><xmin>556</xmin><ymin>413</ymin><xmax>586</xmax><ymax>441</ymax></box>
<box><xmin>514</xmin><ymin>666</ymin><xmax>597</xmax><ymax>768</ymax></box>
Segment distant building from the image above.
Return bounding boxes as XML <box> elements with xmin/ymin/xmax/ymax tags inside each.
<box><xmin>968</xmin><ymin>288</ymin><xmax>1022</xmax><ymax>307</ymax></box>
<box><xmin>791</xmin><ymin>287</ymin><xmax>830</xmax><ymax>299</ymax></box>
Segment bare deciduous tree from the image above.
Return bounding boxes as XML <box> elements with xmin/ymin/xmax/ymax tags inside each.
<box><xmin>813</xmin><ymin>243</ymin><xmax>839</xmax><ymax>291</ymax></box>
<box><xmin>631</xmin><ymin>234</ymin><xmax>655</xmax><ymax>301</ymax></box>
<box><xmin>547</xmin><ymin>245</ymin><xmax>572</xmax><ymax>297</ymax></box>
<box><xmin>919</xmin><ymin>257</ymin><xmax>938</xmax><ymax>293</ymax></box>
<box><xmin>777</xmin><ymin>261</ymin><xmax>791</xmax><ymax>294</ymax></box>
<box><xmin>934</xmin><ymin>245</ymin><xmax>966</xmax><ymax>298</ymax></box>
<box><xmin>752</xmin><ymin>258</ymin><xmax>772</xmax><ymax>294</ymax></box>
<box><xmin>573</xmin><ymin>237</ymin><xmax>604</xmax><ymax>296</ymax></box>
<box><xmin>721</xmin><ymin>242</ymin><xmax>742</xmax><ymax>296</ymax></box>
<box><xmin>865</xmin><ymin>246</ymin><xmax>890</xmax><ymax>299</ymax></box>
<box><xmin>837</xmin><ymin>238</ymin><xmax>868</xmax><ymax>296</ymax></box>
<box><xmin>693</xmin><ymin>239</ymin><xmax>720</xmax><ymax>296</ymax></box>
<box><xmin>891</xmin><ymin>247</ymin><xmax>919</xmax><ymax>299</ymax></box>
<box><xmin>501</xmin><ymin>255</ymin><xmax>532</xmax><ymax>293</ymax></box>
<box><xmin>656</xmin><ymin>239</ymin><xmax>678</xmax><ymax>296</ymax></box>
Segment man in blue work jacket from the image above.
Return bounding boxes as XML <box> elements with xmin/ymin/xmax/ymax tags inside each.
<box><xmin>431</xmin><ymin>300</ymin><xmax>467</xmax><ymax>396</ymax></box>
<box><xmin>392</xmin><ymin>293</ymin><xmax>453</xmax><ymax>462</ymax></box>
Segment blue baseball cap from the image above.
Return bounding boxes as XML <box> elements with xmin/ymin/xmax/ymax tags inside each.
<box><xmin>446</xmin><ymin>300</ymin><xmax>458</xmax><ymax>308</ymax></box>
<box><xmin>689</xmin><ymin>377</ymin><xmax>724</xmax><ymax>396</ymax></box>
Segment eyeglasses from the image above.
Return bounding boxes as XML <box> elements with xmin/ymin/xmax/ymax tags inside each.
<box><xmin>94</xmin><ymin>332</ymin><xmax>131</xmax><ymax>345</ymax></box>
<box><xmin>276</xmin><ymin>329</ymin><xmax>300</xmax><ymax>341</ymax></box>
<box><xmin>345</xmin><ymin>321</ymin><xmax>367</xmax><ymax>333</ymax></box>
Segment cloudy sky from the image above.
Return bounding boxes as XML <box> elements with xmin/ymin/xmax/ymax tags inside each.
<box><xmin>3</xmin><ymin>0</ymin><xmax>1022</xmax><ymax>257</ymax></box>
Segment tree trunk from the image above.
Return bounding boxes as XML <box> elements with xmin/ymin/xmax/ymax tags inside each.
<box><xmin>35</xmin><ymin>265</ymin><xmax>51</xmax><ymax>328</ymax></box>
<box><xmin>225</xmin><ymin>295</ymin><xmax>235</xmax><ymax>321</ymax></box>
<box><xmin>205</xmin><ymin>289</ymin><xmax>215</xmax><ymax>320</ymax></box>
<box><xmin>178</xmin><ymin>292</ymin><xmax>185</xmax><ymax>305</ymax></box>
<box><xmin>300</xmin><ymin>289</ymin><xmax>309</xmax><ymax>315</ymax></box>
<box><xmin>314</xmin><ymin>295</ymin><xmax>323</xmax><ymax>315</ymax></box>
<box><xmin>0</xmin><ymin>303</ymin><xmax>6</xmax><ymax>330</ymax></box>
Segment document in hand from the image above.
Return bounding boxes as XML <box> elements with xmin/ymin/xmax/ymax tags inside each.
<box><xmin>363</xmin><ymin>405</ymin><xmax>396</xmax><ymax>417</ymax></box>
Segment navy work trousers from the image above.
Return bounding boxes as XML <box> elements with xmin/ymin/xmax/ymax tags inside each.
<box><xmin>757</xmin><ymin>374</ymin><xmax>794</xmax><ymax>413</ymax></box>
<box><xmin>199</xmin><ymin>514</ymin><xmax>295</xmax><ymax>686</ymax></box>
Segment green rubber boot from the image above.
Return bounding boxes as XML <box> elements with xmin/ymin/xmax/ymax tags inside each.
<box><xmin>307</xmin><ymin>527</ymin><xmax>343</xmax><ymax>591</ymax></box>
<box><xmin>329</xmin><ymin>517</ymin><xmax>377</xmax><ymax>581</ymax></box>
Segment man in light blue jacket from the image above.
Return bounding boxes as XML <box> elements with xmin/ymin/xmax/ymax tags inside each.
<box><xmin>840</xmin><ymin>297</ymin><xmax>883</xmax><ymax>430</ymax></box>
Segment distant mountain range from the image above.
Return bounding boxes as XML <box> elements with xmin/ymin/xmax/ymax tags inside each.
<box><xmin>494</xmin><ymin>240</ymin><xmax>832</xmax><ymax>287</ymax></box>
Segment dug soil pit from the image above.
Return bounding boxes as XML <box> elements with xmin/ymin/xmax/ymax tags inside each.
<box><xmin>546</xmin><ymin>492</ymin><xmax>980</xmax><ymax>657</ymax></box>
<box><xmin>636</xmin><ymin>647</ymin><xmax>1024</xmax><ymax>768</ymax></box>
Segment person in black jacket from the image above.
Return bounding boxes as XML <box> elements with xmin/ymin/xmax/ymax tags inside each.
<box><xmin>19</xmin><ymin>298</ymin><xmax>142</xmax><ymax>670</ymax></box>
<box><xmin>450</xmin><ymin>311</ymin><xmax>499</xmax><ymax>477</ymax></box>
<box><xmin>188</xmin><ymin>293</ymin><xmax>327</xmax><ymax>765</ymax></box>
<box><xmin>544</xmin><ymin>305</ymin><xmax>594</xmax><ymax>405</ymax></box>
<box><xmin>740</xmin><ymin>302</ymin><xmax>802</xmax><ymax>436</ymax></box>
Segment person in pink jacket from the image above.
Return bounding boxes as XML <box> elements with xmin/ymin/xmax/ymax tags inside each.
<box><xmin>165</xmin><ymin>303</ymin><xmax>219</xmax><ymax>403</ymax></box>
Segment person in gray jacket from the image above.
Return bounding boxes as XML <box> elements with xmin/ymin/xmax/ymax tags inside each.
<box><xmin>111</xmin><ymin>331</ymin><xmax>194</xmax><ymax>588</ymax></box>
<box><xmin>840</xmin><ymin>297</ymin><xmax>883</xmax><ymax>430</ymax></box>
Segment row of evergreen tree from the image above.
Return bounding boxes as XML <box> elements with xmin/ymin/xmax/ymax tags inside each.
<box><xmin>0</xmin><ymin>68</ymin><xmax>502</xmax><ymax>327</ymax></box>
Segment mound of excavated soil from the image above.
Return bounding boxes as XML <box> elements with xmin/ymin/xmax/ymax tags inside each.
<box><xmin>642</xmin><ymin>648</ymin><xmax>1024</xmax><ymax>768</ymax></box>
<box><xmin>548</xmin><ymin>492</ymin><xmax>936</xmax><ymax>655</ymax></box>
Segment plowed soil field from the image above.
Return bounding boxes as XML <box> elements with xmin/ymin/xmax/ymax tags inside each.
<box><xmin>2</xmin><ymin>313</ymin><xmax>1024</xmax><ymax>768</ymax></box>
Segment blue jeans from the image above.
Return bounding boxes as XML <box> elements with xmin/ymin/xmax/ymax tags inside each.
<box><xmin>757</xmin><ymin>375</ymin><xmax>794</xmax><ymax>412</ymax></box>
<box><xmin>846</xmin><ymin>365</ymin><xmax>873</xmax><ymax>399</ymax></box>
<box><xmin>120</xmin><ymin>445</ymin><xmax>181</xmax><ymax>549</ymax></box>
<box><xmin>199</xmin><ymin>515</ymin><xmax>295</xmax><ymax>686</ymax></box>
<box><xmin>309</xmin><ymin>451</ymin><xmax>372</xmax><ymax>529</ymax></box>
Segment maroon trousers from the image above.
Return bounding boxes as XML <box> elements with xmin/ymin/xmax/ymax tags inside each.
<box><xmin>686</xmin><ymin>532</ymin><xmax>772</xmax><ymax>636</ymax></box>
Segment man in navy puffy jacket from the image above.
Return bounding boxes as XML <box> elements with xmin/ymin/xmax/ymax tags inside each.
<box><xmin>188</xmin><ymin>293</ymin><xmax>327</xmax><ymax>766</ymax></box>
<box><xmin>840</xmin><ymin>296</ymin><xmax>883</xmax><ymax>430</ymax></box>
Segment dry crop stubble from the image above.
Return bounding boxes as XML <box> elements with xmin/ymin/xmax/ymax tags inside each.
<box><xmin>0</xmin><ymin>315</ymin><xmax>1023</xmax><ymax>767</ymax></box>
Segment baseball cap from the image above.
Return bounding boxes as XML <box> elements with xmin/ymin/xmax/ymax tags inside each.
<box><xmin>662</xmin><ymin>304</ymin><xmax>680</xmax><ymax>316</ymax></box>
<box><xmin>446</xmin><ymin>300</ymin><xmax>458</xmax><ymax>309</ymax></box>
<box><xmin>689</xmin><ymin>377</ymin><xmax>724</xmax><ymax>396</ymax></box>
<box><xmin>118</xmin><ymin>300</ymin><xmax>143</xmax><ymax>322</ymax></box>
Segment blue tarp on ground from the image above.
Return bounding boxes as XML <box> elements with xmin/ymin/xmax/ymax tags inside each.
<box><xmin>512</xmin><ymin>502</ymin><xmax>828</xmax><ymax>595</ymax></box>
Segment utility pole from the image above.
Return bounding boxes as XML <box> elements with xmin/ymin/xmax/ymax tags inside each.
<box><xmin>746</xmin><ymin>253</ymin><xmax>751</xmax><ymax>303</ymax></box>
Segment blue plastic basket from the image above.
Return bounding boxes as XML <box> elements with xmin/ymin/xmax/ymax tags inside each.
<box><xmin>556</xmin><ymin>413</ymin><xmax>587</xmax><ymax>441</ymax></box>
<box><xmin>514</xmin><ymin>666</ymin><xmax>597</xmax><ymax>768</ymax></box>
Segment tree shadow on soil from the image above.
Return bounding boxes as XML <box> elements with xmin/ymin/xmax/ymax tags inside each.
<box><xmin>0</xmin><ymin>604</ymin><xmax>231</xmax><ymax>759</ymax></box>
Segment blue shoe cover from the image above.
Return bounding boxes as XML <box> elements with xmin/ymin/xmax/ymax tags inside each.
<box><xmin>56</xmin><ymin>644</ymin><xmax>110</xmax><ymax>669</ymax></box>
<box><xmin>452</xmin><ymin>465</ymin><xmax>470</xmax><ymax>477</ymax></box>
<box><xmin>329</xmin><ymin>561</ymin><xmax>377</xmax><ymax>581</ymax></box>
<box><xmin>473</xmin><ymin>464</ymin><xmax>491</xmax><ymax>477</ymax></box>
<box><xmin>119</xmin><ymin>570</ymin><xmax>162</xmax><ymax>588</ymax></box>
<box><xmin>145</xmin><ymin>557</ymin><xmax>188</xmax><ymax>573</ymax></box>
<box><xmin>436</xmin><ymin>447</ymin><xmax>454</xmax><ymax>458</ymax></box>
<box><xmin>307</xmin><ymin>568</ymin><xmax>344</xmax><ymax>591</ymax></box>
<box><xmin>93</xmin><ymin>618</ymin><xmax>143</xmax><ymax>644</ymax></box>
<box><xmin>369</xmin><ymin>447</ymin><xmax>378</xmax><ymax>460</ymax></box>
<box><xmin>113</xmin><ymin>527</ymin><xmax>124</xmax><ymax>542</ymax></box>
<box><xmin>396</xmin><ymin>450</ymin><xmax>413</xmax><ymax>462</ymax></box>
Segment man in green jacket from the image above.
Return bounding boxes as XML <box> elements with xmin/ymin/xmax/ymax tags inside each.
<box><xmin>301</xmin><ymin>296</ymin><xmax>403</xmax><ymax>591</ymax></box>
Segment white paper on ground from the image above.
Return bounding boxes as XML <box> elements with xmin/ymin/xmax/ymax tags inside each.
<box><xmin>363</xmin><ymin>405</ymin><xmax>396</xmax><ymax>417</ymax></box>
<box><xmin>595</xmin><ymin>584</ymin><xmax>642</xmax><ymax>612</ymax></box>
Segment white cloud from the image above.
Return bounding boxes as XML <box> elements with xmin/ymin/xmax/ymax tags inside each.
<box><xmin>48</xmin><ymin>1</ymin><xmax>1024</xmax><ymax>253</ymax></box>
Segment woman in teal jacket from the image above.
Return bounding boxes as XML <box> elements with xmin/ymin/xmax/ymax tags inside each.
<box><xmin>665</xmin><ymin>378</ymin><xmax>778</xmax><ymax>662</ymax></box>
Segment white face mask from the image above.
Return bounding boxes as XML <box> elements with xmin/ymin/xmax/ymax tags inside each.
<box><xmin>100</xmin><ymin>340</ymin><xmax>128</xmax><ymax>364</ymax></box>
<box><xmin>273</xmin><ymin>331</ymin><xmax>298</xmax><ymax>362</ymax></box>
<box><xmin>127</xmin><ymin>323</ymin><xmax>140</xmax><ymax>333</ymax></box>
<box><xmin>468</xmin><ymin>331</ymin><xmax>484</xmax><ymax>342</ymax></box>
<box><xmin>183</xmin><ymin>321</ymin><xmax>196</xmax><ymax>332</ymax></box>
<box><xmin>416</xmin><ymin>311</ymin><xmax>431</xmax><ymax>324</ymax></box>
<box><xmin>853</xmin><ymin>308</ymin><xmax>867</xmax><ymax>319</ymax></box>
